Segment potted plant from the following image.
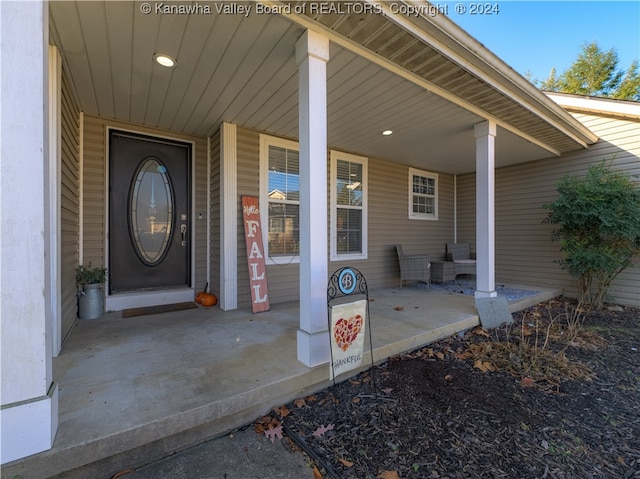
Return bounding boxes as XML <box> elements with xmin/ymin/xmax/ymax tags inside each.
<box><xmin>76</xmin><ymin>263</ymin><xmax>107</xmax><ymax>319</ymax></box>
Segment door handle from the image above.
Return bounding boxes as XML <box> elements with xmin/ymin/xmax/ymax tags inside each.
<box><xmin>180</xmin><ymin>224</ymin><xmax>187</xmax><ymax>246</ymax></box>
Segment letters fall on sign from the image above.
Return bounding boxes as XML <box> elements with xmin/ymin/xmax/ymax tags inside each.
<box><xmin>242</xmin><ymin>196</ymin><xmax>270</xmax><ymax>313</ymax></box>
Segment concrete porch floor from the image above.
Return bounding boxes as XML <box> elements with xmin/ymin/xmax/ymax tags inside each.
<box><xmin>3</xmin><ymin>284</ymin><xmax>560</xmax><ymax>479</ymax></box>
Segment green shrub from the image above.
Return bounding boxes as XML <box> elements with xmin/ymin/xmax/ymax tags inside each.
<box><xmin>543</xmin><ymin>161</ymin><xmax>640</xmax><ymax>309</ymax></box>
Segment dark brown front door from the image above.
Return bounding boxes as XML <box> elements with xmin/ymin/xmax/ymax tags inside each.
<box><xmin>109</xmin><ymin>131</ymin><xmax>191</xmax><ymax>293</ymax></box>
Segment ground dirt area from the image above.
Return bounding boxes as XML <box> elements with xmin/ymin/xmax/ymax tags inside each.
<box><xmin>258</xmin><ymin>297</ymin><xmax>640</xmax><ymax>479</ymax></box>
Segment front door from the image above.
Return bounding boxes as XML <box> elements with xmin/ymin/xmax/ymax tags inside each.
<box><xmin>109</xmin><ymin>131</ymin><xmax>191</xmax><ymax>293</ymax></box>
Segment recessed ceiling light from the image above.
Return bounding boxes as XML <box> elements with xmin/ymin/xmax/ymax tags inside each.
<box><xmin>382</xmin><ymin>130</ymin><xmax>393</xmax><ymax>136</ymax></box>
<box><xmin>153</xmin><ymin>54</ymin><xmax>177</xmax><ymax>68</ymax></box>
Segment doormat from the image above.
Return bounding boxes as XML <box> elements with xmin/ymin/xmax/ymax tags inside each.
<box><xmin>122</xmin><ymin>302</ymin><xmax>198</xmax><ymax>318</ymax></box>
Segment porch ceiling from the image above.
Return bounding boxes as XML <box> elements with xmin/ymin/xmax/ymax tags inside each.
<box><xmin>49</xmin><ymin>1</ymin><xmax>595</xmax><ymax>175</ymax></box>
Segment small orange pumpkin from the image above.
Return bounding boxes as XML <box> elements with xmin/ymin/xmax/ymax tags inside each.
<box><xmin>200</xmin><ymin>293</ymin><xmax>217</xmax><ymax>307</ymax></box>
<box><xmin>195</xmin><ymin>291</ymin><xmax>206</xmax><ymax>304</ymax></box>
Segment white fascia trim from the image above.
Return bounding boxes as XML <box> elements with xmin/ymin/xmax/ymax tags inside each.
<box><xmin>546</xmin><ymin>92</ymin><xmax>640</xmax><ymax>120</ymax></box>
<box><xmin>387</xmin><ymin>0</ymin><xmax>598</xmax><ymax>147</ymax></box>
<box><xmin>220</xmin><ymin>122</ymin><xmax>238</xmax><ymax>310</ymax></box>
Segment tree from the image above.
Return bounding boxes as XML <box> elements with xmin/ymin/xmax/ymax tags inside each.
<box><xmin>543</xmin><ymin>161</ymin><xmax>640</xmax><ymax>310</ymax></box>
<box><xmin>539</xmin><ymin>42</ymin><xmax>640</xmax><ymax>101</ymax></box>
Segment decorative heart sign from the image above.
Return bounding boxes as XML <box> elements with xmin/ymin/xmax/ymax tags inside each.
<box><xmin>334</xmin><ymin>314</ymin><xmax>363</xmax><ymax>351</ymax></box>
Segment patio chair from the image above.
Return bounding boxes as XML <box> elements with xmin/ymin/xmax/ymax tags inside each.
<box><xmin>446</xmin><ymin>242</ymin><xmax>476</xmax><ymax>277</ymax></box>
<box><xmin>395</xmin><ymin>245</ymin><xmax>431</xmax><ymax>290</ymax></box>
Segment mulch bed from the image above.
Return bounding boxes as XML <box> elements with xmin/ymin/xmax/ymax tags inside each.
<box><xmin>258</xmin><ymin>297</ymin><xmax>640</xmax><ymax>479</ymax></box>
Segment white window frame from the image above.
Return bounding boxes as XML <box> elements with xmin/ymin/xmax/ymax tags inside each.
<box><xmin>330</xmin><ymin>150</ymin><xmax>368</xmax><ymax>261</ymax></box>
<box><xmin>259</xmin><ymin>134</ymin><xmax>300</xmax><ymax>265</ymax></box>
<box><xmin>408</xmin><ymin>167</ymin><xmax>438</xmax><ymax>221</ymax></box>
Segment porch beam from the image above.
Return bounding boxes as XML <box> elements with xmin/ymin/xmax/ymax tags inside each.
<box><xmin>474</xmin><ymin>121</ymin><xmax>497</xmax><ymax>299</ymax></box>
<box><xmin>1</xmin><ymin>0</ymin><xmax>58</xmax><ymax>463</ymax></box>
<box><xmin>295</xmin><ymin>30</ymin><xmax>330</xmax><ymax>367</ymax></box>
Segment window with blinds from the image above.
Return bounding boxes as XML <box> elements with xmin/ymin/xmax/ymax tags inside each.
<box><xmin>331</xmin><ymin>151</ymin><xmax>368</xmax><ymax>260</ymax></box>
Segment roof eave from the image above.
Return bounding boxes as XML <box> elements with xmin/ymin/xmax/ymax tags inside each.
<box><xmin>387</xmin><ymin>0</ymin><xmax>599</xmax><ymax>147</ymax></box>
<box><xmin>545</xmin><ymin>92</ymin><xmax>640</xmax><ymax>120</ymax></box>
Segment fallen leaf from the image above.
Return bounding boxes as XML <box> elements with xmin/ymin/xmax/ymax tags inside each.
<box><xmin>444</xmin><ymin>374</ymin><xmax>454</xmax><ymax>381</ymax></box>
<box><xmin>381</xmin><ymin>387</ymin><xmax>393</xmax><ymax>394</ymax></box>
<box><xmin>520</xmin><ymin>377</ymin><xmax>536</xmax><ymax>388</ymax></box>
<box><xmin>473</xmin><ymin>359</ymin><xmax>494</xmax><ymax>372</ymax></box>
<box><xmin>352</xmin><ymin>397</ymin><xmax>361</xmax><ymax>404</ymax></box>
<box><xmin>394</xmin><ymin>306</ymin><xmax>404</xmax><ymax>311</ymax></box>
<box><xmin>453</xmin><ymin>349</ymin><xmax>474</xmax><ymax>360</ymax></box>
<box><xmin>294</xmin><ymin>398</ymin><xmax>306</xmax><ymax>408</ymax></box>
<box><xmin>377</xmin><ymin>471</ymin><xmax>401</xmax><ymax>479</ymax></box>
<box><xmin>254</xmin><ymin>414</ymin><xmax>279</xmax><ymax>434</ymax></box>
<box><xmin>435</xmin><ymin>351</ymin><xmax>445</xmax><ymax>360</ymax></box>
<box><xmin>312</xmin><ymin>424</ymin><xmax>334</xmax><ymax>437</ymax></box>
<box><xmin>339</xmin><ymin>458</ymin><xmax>354</xmax><ymax>467</ymax></box>
<box><xmin>264</xmin><ymin>425</ymin><xmax>283</xmax><ymax>443</ymax></box>
<box><xmin>617</xmin><ymin>456</ymin><xmax>627</xmax><ymax>466</ymax></box>
<box><xmin>473</xmin><ymin>328</ymin><xmax>490</xmax><ymax>337</ymax></box>
<box><xmin>273</xmin><ymin>405</ymin><xmax>290</xmax><ymax>418</ymax></box>
<box><xmin>313</xmin><ymin>465</ymin><xmax>323</xmax><ymax>479</ymax></box>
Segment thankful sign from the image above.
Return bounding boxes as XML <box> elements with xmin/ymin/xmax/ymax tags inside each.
<box><xmin>242</xmin><ymin>196</ymin><xmax>270</xmax><ymax>313</ymax></box>
<box><xmin>330</xmin><ymin>299</ymin><xmax>367</xmax><ymax>379</ymax></box>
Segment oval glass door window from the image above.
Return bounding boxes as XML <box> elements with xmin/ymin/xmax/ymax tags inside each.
<box><xmin>129</xmin><ymin>158</ymin><xmax>174</xmax><ymax>265</ymax></box>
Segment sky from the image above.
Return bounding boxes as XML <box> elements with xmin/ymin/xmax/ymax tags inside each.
<box><xmin>447</xmin><ymin>1</ymin><xmax>640</xmax><ymax>84</ymax></box>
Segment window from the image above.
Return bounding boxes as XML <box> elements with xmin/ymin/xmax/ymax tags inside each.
<box><xmin>409</xmin><ymin>167</ymin><xmax>438</xmax><ymax>220</ymax></box>
<box><xmin>331</xmin><ymin>151</ymin><xmax>367</xmax><ymax>261</ymax></box>
<box><xmin>260</xmin><ymin>135</ymin><xmax>300</xmax><ymax>263</ymax></box>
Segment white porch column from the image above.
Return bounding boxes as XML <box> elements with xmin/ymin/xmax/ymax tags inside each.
<box><xmin>219</xmin><ymin>122</ymin><xmax>238</xmax><ymax>310</ymax></box>
<box><xmin>474</xmin><ymin>121</ymin><xmax>498</xmax><ymax>299</ymax></box>
<box><xmin>1</xmin><ymin>1</ymin><xmax>59</xmax><ymax>463</ymax></box>
<box><xmin>295</xmin><ymin>30</ymin><xmax>330</xmax><ymax>367</ymax></box>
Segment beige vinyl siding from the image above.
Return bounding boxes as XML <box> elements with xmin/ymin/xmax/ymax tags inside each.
<box><xmin>209</xmin><ymin>131</ymin><xmax>221</xmax><ymax>298</ymax></box>
<box><xmin>82</xmin><ymin>116</ymin><xmax>107</xmax><ymax>266</ymax></box>
<box><xmin>236</xmin><ymin>128</ymin><xmax>260</xmax><ymax>307</ymax></box>
<box><xmin>364</xmin><ymin>158</ymin><xmax>455</xmax><ymax>287</ymax></box>
<box><xmin>60</xmin><ymin>65</ymin><xmax>81</xmax><ymax>342</ymax></box>
<box><xmin>454</xmin><ymin>174</ymin><xmax>476</xmax><ymax>253</ymax></box>
<box><xmin>234</xmin><ymin>127</ymin><xmax>455</xmax><ymax>308</ymax></box>
<box><xmin>457</xmin><ymin>111</ymin><xmax>639</xmax><ymax>307</ymax></box>
<box><xmin>81</xmin><ymin>115</ymin><xmax>208</xmax><ymax>296</ymax></box>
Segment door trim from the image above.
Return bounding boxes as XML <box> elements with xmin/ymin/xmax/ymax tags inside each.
<box><xmin>104</xmin><ymin>126</ymin><xmax>196</xmax><ymax>311</ymax></box>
